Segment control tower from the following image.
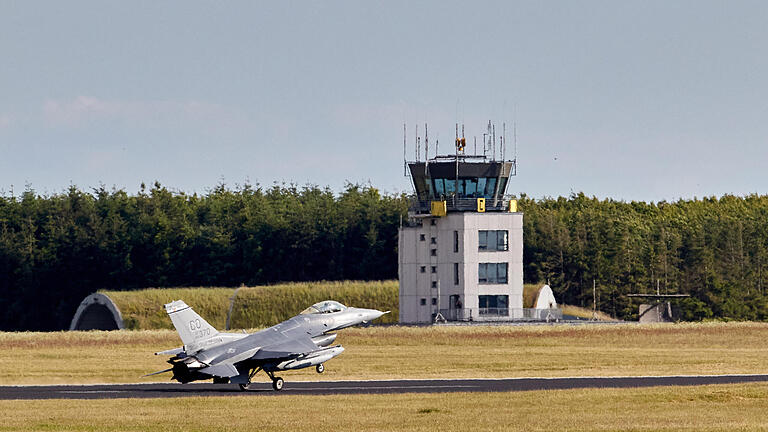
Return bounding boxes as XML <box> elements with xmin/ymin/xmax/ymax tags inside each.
<box><xmin>398</xmin><ymin>122</ymin><xmax>523</xmax><ymax>323</ymax></box>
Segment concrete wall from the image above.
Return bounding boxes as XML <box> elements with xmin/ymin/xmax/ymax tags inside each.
<box><xmin>638</xmin><ymin>302</ymin><xmax>679</xmax><ymax>323</ymax></box>
<box><xmin>399</xmin><ymin>212</ymin><xmax>524</xmax><ymax>323</ymax></box>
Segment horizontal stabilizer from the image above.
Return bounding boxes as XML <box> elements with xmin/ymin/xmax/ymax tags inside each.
<box><xmin>143</xmin><ymin>368</ymin><xmax>173</xmax><ymax>377</ymax></box>
<box><xmin>155</xmin><ymin>347</ymin><xmax>184</xmax><ymax>356</ymax></box>
<box><xmin>199</xmin><ymin>363</ymin><xmax>240</xmax><ymax>378</ymax></box>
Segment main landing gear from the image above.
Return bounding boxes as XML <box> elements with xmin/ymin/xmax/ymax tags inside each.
<box><xmin>238</xmin><ymin>367</ymin><xmax>284</xmax><ymax>392</ymax></box>
<box><xmin>316</xmin><ymin>363</ymin><xmax>324</xmax><ymax>374</ymax></box>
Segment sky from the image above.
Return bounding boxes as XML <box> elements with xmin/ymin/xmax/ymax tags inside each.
<box><xmin>1</xmin><ymin>0</ymin><xmax>767</xmax><ymax>202</ymax></box>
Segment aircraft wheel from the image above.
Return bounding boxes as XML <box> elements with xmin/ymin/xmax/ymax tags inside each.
<box><xmin>213</xmin><ymin>377</ymin><xmax>229</xmax><ymax>384</ymax></box>
<box><xmin>316</xmin><ymin>363</ymin><xmax>325</xmax><ymax>374</ymax></box>
<box><xmin>238</xmin><ymin>383</ymin><xmax>250</xmax><ymax>391</ymax></box>
<box><xmin>272</xmin><ymin>377</ymin><xmax>284</xmax><ymax>391</ymax></box>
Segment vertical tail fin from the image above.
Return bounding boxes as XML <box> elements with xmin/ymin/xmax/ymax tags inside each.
<box><xmin>165</xmin><ymin>300</ymin><xmax>219</xmax><ymax>346</ymax></box>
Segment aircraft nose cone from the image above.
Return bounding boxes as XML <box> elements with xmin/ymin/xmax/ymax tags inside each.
<box><xmin>363</xmin><ymin>309</ymin><xmax>388</xmax><ymax>322</ymax></box>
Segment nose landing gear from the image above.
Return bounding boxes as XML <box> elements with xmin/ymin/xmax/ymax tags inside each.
<box><xmin>316</xmin><ymin>363</ymin><xmax>325</xmax><ymax>374</ymax></box>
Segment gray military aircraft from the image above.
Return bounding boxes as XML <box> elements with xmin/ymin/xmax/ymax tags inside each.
<box><xmin>147</xmin><ymin>299</ymin><xmax>387</xmax><ymax>390</ymax></box>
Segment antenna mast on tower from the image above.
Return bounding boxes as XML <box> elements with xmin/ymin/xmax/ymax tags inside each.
<box><xmin>502</xmin><ymin>122</ymin><xmax>506</xmax><ymax>161</ymax></box>
<box><xmin>403</xmin><ymin>123</ymin><xmax>407</xmax><ymax>176</ymax></box>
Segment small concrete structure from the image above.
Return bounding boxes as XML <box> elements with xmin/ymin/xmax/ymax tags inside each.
<box><xmin>639</xmin><ymin>303</ymin><xmax>677</xmax><ymax>323</ymax></box>
<box><xmin>69</xmin><ymin>293</ymin><xmax>124</xmax><ymax>330</ymax></box>
<box><xmin>628</xmin><ymin>294</ymin><xmax>688</xmax><ymax>323</ymax></box>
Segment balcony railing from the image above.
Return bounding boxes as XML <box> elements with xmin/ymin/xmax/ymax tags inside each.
<box><xmin>409</xmin><ymin>194</ymin><xmax>516</xmax><ymax>214</ymax></box>
<box><xmin>438</xmin><ymin>308</ymin><xmax>563</xmax><ymax>322</ymax></box>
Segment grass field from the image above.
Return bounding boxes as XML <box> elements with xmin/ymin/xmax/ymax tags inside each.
<box><xmin>3</xmin><ymin>383</ymin><xmax>768</xmax><ymax>431</ymax></box>
<box><xmin>2</xmin><ymin>322</ymin><xmax>767</xmax><ymax>385</ymax></box>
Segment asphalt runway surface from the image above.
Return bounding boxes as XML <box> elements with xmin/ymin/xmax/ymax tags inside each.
<box><xmin>3</xmin><ymin>374</ymin><xmax>768</xmax><ymax>400</ymax></box>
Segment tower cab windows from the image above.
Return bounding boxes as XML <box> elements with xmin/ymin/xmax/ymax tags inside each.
<box><xmin>430</xmin><ymin>177</ymin><xmax>507</xmax><ymax>200</ymax></box>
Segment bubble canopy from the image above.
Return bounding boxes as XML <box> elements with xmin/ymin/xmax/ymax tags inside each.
<box><xmin>301</xmin><ymin>300</ymin><xmax>348</xmax><ymax>315</ymax></box>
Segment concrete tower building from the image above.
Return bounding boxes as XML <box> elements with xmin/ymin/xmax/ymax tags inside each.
<box><xmin>399</xmin><ymin>125</ymin><xmax>523</xmax><ymax>323</ymax></box>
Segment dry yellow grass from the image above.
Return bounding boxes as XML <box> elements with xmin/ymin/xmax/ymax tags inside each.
<box><xmin>2</xmin><ymin>322</ymin><xmax>768</xmax><ymax>385</ymax></box>
<box><xmin>560</xmin><ymin>304</ymin><xmax>616</xmax><ymax>321</ymax></box>
<box><xmin>2</xmin><ymin>383</ymin><xmax>768</xmax><ymax>431</ymax></box>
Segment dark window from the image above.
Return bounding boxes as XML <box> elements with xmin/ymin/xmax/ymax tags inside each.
<box><xmin>431</xmin><ymin>266</ymin><xmax>437</xmax><ymax>273</ymax></box>
<box><xmin>431</xmin><ymin>281</ymin><xmax>437</xmax><ymax>288</ymax></box>
<box><xmin>485</xmin><ymin>178</ymin><xmax>497</xmax><ymax>197</ymax></box>
<box><xmin>445</xmin><ymin>179</ymin><xmax>456</xmax><ymax>195</ymax></box>
<box><xmin>477</xmin><ymin>177</ymin><xmax>487</xmax><ymax>197</ymax></box>
<box><xmin>478</xmin><ymin>263</ymin><xmax>508</xmax><ymax>284</ymax></box>
<box><xmin>478</xmin><ymin>230</ymin><xmax>509</xmax><ymax>251</ymax></box>
<box><xmin>420</xmin><ymin>266</ymin><xmax>426</xmax><ymax>273</ymax></box>
<box><xmin>420</xmin><ymin>298</ymin><xmax>426</xmax><ymax>306</ymax></box>
<box><xmin>453</xmin><ymin>263</ymin><xmax>459</xmax><ymax>285</ymax></box>
<box><xmin>430</xmin><ymin>177</ymin><xmax>502</xmax><ymax>199</ymax></box>
<box><xmin>431</xmin><ymin>249</ymin><xmax>437</xmax><ymax>256</ymax></box>
<box><xmin>479</xmin><ymin>295</ymin><xmax>509</xmax><ymax>316</ymax></box>
<box><xmin>453</xmin><ymin>231</ymin><xmax>459</xmax><ymax>253</ymax></box>
<box><xmin>430</xmin><ymin>219</ymin><xmax>437</xmax><ymax>226</ymax></box>
<box><xmin>430</xmin><ymin>236</ymin><xmax>437</xmax><ymax>245</ymax></box>
<box><xmin>433</xmin><ymin>178</ymin><xmax>445</xmax><ymax>196</ymax></box>
<box><xmin>420</xmin><ymin>234</ymin><xmax>426</xmax><ymax>241</ymax></box>
<box><xmin>431</xmin><ymin>298</ymin><xmax>437</xmax><ymax>306</ymax></box>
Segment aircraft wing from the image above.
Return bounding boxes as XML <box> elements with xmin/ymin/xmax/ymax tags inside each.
<box><xmin>252</xmin><ymin>335</ymin><xmax>319</xmax><ymax>360</ymax></box>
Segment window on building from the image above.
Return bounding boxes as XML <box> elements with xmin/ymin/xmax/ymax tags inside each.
<box><xmin>431</xmin><ymin>266</ymin><xmax>437</xmax><ymax>274</ymax></box>
<box><xmin>430</xmin><ymin>236</ymin><xmax>437</xmax><ymax>245</ymax></box>
<box><xmin>420</xmin><ymin>298</ymin><xmax>426</xmax><ymax>306</ymax></box>
<box><xmin>431</xmin><ymin>281</ymin><xmax>437</xmax><ymax>288</ymax></box>
<box><xmin>453</xmin><ymin>263</ymin><xmax>459</xmax><ymax>285</ymax></box>
<box><xmin>420</xmin><ymin>234</ymin><xmax>426</xmax><ymax>241</ymax></box>
<box><xmin>434</xmin><ymin>178</ymin><xmax>445</xmax><ymax>196</ymax></box>
<box><xmin>431</xmin><ymin>298</ymin><xmax>437</xmax><ymax>306</ymax></box>
<box><xmin>420</xmin><ymin>266</ymin><xmax>426</xmax><ymax>273</ymax></box>
<box><xmin>478</xmin><ymin>230</ymin><xmax>509</xmax><ymax>251</ymax></box>
<box><xmin>453</xmin><ymin>231</ymin><xmax>459</xmax><ymax>253</ymax></box>
<box><xmin>431</xmin><ymin>249</ymin><xmax>437</xmax><ymax>256</ymax></box>
<box><xmin>479</xmin><ymin>295</ymin><xmax>509</xmax><ymax>316</ymax></box>
<box><xmin>430</xmin><ymin>219</ymin><xmax>437</xmax><ymax>226</ymax></box>
<box><xmin>478</xmin><ymin>263</ymin><xmax>508</xmax><ymax>284</ymax></box>
<box><xmin>430</xmin><ymin>177</ymin><xmax>499</xmax><ymax>199</ymax></box>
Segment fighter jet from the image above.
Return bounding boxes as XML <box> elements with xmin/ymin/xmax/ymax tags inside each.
<box><xmin>147</xmin><ymin>299</ymin><xmax>387</xmax><ymax>391</ymax></box>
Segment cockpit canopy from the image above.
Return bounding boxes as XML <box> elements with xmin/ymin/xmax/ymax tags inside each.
<box><xmin>301</xmin><ymin>300</ymin><xmax>348</xmax><ymax>315</ymax></box>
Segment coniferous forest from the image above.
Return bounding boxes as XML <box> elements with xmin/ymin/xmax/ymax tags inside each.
<box><xmin>1</xmin><ymin>182</ymin><xmax>767</xmax><ymax>330</ymax></box>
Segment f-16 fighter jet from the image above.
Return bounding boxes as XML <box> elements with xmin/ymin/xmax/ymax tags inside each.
<box><xmin>147</xmin><ymin>300</ymin><xmax>387</xmax><ymax>391</ymax></box>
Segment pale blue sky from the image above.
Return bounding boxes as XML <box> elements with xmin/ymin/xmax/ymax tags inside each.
<box><xmin>1</xmin><ymin>1</ymin><xmax>767</xmax><ymax>201</ymax></box>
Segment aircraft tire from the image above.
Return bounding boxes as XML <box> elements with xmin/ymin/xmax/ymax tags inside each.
<box><xmin>272</xmin><ymin>377</ymin><xmax>284</xmax><ymax>391</ymax></box>
<box><xmin>213</xmin><ymin>377</ymin><xmax>229</xmax><ymax>384</ymax></box>
<box><xmin>316</xmin><ymin>364</ymin><xmax>324</xmax><ymax>374</ymax></box>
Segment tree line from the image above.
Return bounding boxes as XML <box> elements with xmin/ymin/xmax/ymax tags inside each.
<box><xmin>1</xmin><ymin>184</ymin><xmax>767</xmax><ymax>330</ymax></box>
<box><xmin>0</xmin><ymin>183</ymin><xmax>405</xmax><ymax>330</ymax></box>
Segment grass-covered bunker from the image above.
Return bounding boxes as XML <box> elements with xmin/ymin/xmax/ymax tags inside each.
<box><xmin>69</xmin><ymin>281</ymin><xmax>398</xmax><ymax>330</ymax></box>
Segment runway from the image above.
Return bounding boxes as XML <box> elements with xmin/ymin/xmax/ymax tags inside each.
<box><xmin>2</xmin><ymin>374</ymin><xmax>768</xmax><ymax>400</ymax></box>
